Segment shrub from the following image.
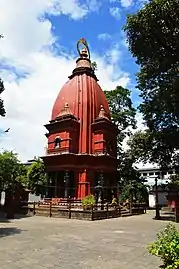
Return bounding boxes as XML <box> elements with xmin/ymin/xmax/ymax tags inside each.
<box><xmin>148</xmin><ymin>223</ymin><xmax>179</xmax><ymax>269</ymax></box>
<box><xmin>82</xmin><ymin>194</ymin><xmax>95</xmax><ymax>210</ymax></box>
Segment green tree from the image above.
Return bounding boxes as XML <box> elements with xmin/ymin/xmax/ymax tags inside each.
<box><xmin>127</xmin><ymin>130</ymin><xmax>155</xmax><ymax>163</ymax></box>
<box><xmin>104</xmin><ymin>86</ymin><xmax>136</xmax><ymax>155</ymax></box>
<box><xmin>104</xmin><ymin>87</ymin><xmax>148</xmax><ymax>202</ymax></box>
<box><xmin>27</xmin><ymin>158</ymin><xmax>47</xmax><ymax>196</ymax></box>
<box><xmin>91</xmin><ymin>61</ymin><xmax>97</xmax><ymax>71</ymax></box>
<box><xmin>119</xmin><ymin>153</ymin><xmax>148</xmax><ymax>203</ymax></box>
<box><xmin>124</xmin><ymin>0</ymin><xmax>179</xmax><ymax>168</ymax></box>
<box><xmin>0</xmin><ymin>151</ymin><xmax>23</xmax><ymax>192</ymax></box>
<box><xmin>167</xmin><ymin>173</ymin><xmax>179</xmax><ymax>191</ymax></box>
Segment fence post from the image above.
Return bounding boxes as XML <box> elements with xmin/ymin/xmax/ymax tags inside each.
<box><xmin>91</xmin><ymin>205</ymin><xmax>94</xmax><ymax>221</ymax></box>
<box><xmin>118</xmin><ymin>204</ymin><xmax>121</xmax><ymax>217</ymax></box>
<box><xmin>106</xmin><ymin>203</ymin><xmax>109</xmax><ymax>219</ymax></box>
<box><xmin>68</xmin><ymin>200</ymin><xmax>71</xmax><ymax>219</ymax></box>
<box><xmin>33</xmin><ymin>202</ymin><xmax>36</xmax><ymax>215</ymax></box>
<box><xmin>49</xmin><ymin>201</ymin><xmax>52</xmax><ymax>217</ymax></box>
<box><xmin>175</xmin><ymin>205</ymin><xmax>179</xmax><ymax>223</ymax></box>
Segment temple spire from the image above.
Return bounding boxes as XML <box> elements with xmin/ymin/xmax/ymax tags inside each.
<box><xmin>69</xmin><ymin>37</ymin><xmax>98</xmax><ymax>81</ymax></box>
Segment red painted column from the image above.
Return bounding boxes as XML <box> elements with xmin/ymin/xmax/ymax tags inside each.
<box><xmin>78</xmin><ymin>169</ymin><xmax>87</xmax><ymax>199</ymax></box>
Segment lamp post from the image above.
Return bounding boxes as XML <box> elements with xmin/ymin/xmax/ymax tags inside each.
<box><xmin>154</xmin><ymin>175</ymin><xmax>160</xmax><ymax>220</ymax></box>
<box><xmin>94</xmin><ymin>173</ymin><xmax>104</xmax><ymax>209</ymax></box>
<box><xmin>129</xmin><ymin>180</ymin><xmax>135</xmax><ymax>215</ymax></box>
<box><xmin>64</xmin><ymin>171</ymin><xmax>69</xmax><ymax>198</ymax></box>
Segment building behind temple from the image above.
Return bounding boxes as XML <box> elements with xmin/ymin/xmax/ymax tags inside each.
<box><xmin>138</xmin><ymin>166</ymin><xmax>176</xmax><ymax>207</ymax></box>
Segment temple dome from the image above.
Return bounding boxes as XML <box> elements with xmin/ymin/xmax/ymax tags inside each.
<box><xmin>51</xmin><ymin>74</ymin><xmax>110</xmax><ymax>122</ymax></box>
<box><xmin>51</xmin><ymin>39</ymin><xmax>110</xmax><ymax>122</ymax></box>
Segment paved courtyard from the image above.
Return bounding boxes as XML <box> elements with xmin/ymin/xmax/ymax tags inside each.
<box><xmin>0</xmin><ymin>211</ymin><xmax>177</xmax><ymax>269</ymax></box>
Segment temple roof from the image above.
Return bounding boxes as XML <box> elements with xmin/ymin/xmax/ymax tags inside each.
<box><xmin>51</xmin><ymin>38</ymin><xmax>110</xmax><ymax>122</ymax></box>
<box><xmin>50</xmin><ymin>38</ymin><xmax>111</xmax><ymax>154</ymax></box>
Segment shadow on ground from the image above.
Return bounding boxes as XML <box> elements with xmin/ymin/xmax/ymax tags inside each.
<box><xmin>0</xmin><ymin>227</ymin><xmax>22</xmax><ymax>238</ymax></box>
<box><xmin>153</xmin><ymin>211</ymin><xmax>176</xmax><ymax>222</ymax></box>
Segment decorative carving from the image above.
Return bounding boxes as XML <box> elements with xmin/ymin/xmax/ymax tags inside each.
<box><xmin>98</xmin><ymin>105</ymin><xmax>109</xmax><ymax>120</ymax></box>
<box><xmin>77</xmin><ymin>38</ymin><xmax>90</xmax><ymax>59</ymax></box>
<box><xmin>56</xmin><ymin>102</ymin><xmax>72</xmax><ymax>118</ymax></box>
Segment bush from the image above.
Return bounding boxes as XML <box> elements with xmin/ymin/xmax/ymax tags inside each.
<box><xmin>148</xmin><ymin>223</ymin><xmax>179</xmax><ymax>269</ymax></box>
<box><xmin>82</xmin><ymin>195</ymin><xmax>95</xmax><ymax>210</ymax></box>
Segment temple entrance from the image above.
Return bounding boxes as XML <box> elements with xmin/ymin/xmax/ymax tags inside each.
<box><xmin>47</xmin><ymin>171</ymin><xmax>76</xmax><ymax>198</ymax></box>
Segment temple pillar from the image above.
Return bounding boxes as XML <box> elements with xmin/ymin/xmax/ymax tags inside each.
<box><xmin>74</xmin><ymin>172</ymin><xmax>78</xmax><ymax>198</ymax></box>
<box><xmin>78</xmin><ymin>169</ymin><xmax>88</xmax><ymax>199</ymax></box>
<box><xmin>54</xmin><ymin>172</ymin><xmax>58</xmax><ymax>197</ymax></box>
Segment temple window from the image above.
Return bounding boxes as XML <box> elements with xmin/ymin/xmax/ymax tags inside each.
<box><xmin>54</xmin><ymin>137</ymin><xmax>61</xmax><ymax>149</ymax></box>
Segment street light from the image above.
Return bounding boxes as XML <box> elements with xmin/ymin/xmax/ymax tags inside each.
<box><xmin>94</xmin><ymin>173</ymin><xmax>104</xmax><ymax>209</ymax></box>
<box><xmin>64</xmin><ymin>171</ymin><xmax>69</xmax><ymax>198</ymax></box>
<box><xmin>129</xmin><ymin>180</ymin><xmax>135</xmax><ymax>215</ymax></box>
<box><xmin>149</xmin><ymin>175</ymin><xmax>160</xmax><ymax>220</ymax></box>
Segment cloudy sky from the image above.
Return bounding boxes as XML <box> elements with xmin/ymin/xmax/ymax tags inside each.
<box><xmin>0</xmin><ymin>0</ymin><xmax>146</xmax><ymax>162</ymax></box>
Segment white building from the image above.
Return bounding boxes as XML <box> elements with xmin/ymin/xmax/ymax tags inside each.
<box><xmin>137</xmin><ymin>167</ymin><xmax>176</xmax><ymax>207</ymax></box>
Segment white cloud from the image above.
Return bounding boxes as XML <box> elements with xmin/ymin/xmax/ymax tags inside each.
<box><xmin>98</xmin><ymin>33</ymin><xmax>111</xmax><ymax>41</ymax></box>
<box><xmin>0</xmin><ymin>0</ymin><xmax>131</xmax><ymax>162</ymax></box>
<box><xmin>109</xmin><ymin>7</ymin><xmax>121</xmax><ymax>20</ymax></box>
<box><xmin>120</xmin><ymin>0</ymin><xmax>133</xmax><ymax>7</ymax></box>
<box><xmin>109</xmin><ymin>0</ymin><xmax>134</xmax><ymax>8</ymax></box>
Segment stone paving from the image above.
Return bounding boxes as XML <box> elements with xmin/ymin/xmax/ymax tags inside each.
<box><xmin>0</xmin><ymin>211</ymin><xmax>178</xmax><ymax>269</ymax></box>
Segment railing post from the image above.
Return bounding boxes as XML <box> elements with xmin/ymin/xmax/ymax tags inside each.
<box><xmin>118</xmin><ymin>204</ymin><xmax>121</xmax><ymax>217</ymax></box>
<box><xmin>33</xmin><ymin>202</ymin><xmax>36</xmax><ymax>215</ymax></box>
<box><xmin>49</xmin><ymin>201</ymin><xmax>52</xmax><ymax>217</ymax></box>
<box><xmin>106</xmin><ymin>203</ymin><xmax>109</xmax><ymax>219</ymax></box>
<box><xmin>91</xmin><ymin>205</ymin><xmax>94</xmax><ymax>221</ymax></box>
<box><xmin>68</xmin><ymin>200</ymin><xmax>71</xmax><ymax>219</ymax></box>
<box><xmin>175</xmin><ymin>205</ymin><xmax>179</xmax><ymax>223</ymax></box>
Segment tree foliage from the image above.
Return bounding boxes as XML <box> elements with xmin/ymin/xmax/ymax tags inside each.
<box><xmin>124</xmin><ymin>0</ymin><xmax>179</xmax><ymax>168</ymax></box>
<box><xmin>148</xmin><ymin>223</ymin><xmax>179</xmax><ymax>269</ymax></box>
<box><xmin>167</xmin><ymin>173</ymin><xmax>179</xmax><ymax>190</ymax></box>
<box><xmin>91</xmin><ymin>61</ymin><xmax>97</xmax><ymax>71</ymax></box>
<box><xmin>27</xmin><ymin>158</ymin><xmax>47</xmax><ymax>196</ymax></box>
<box><xmin>104</xmin><ymin>86</ymin><xmax>147</xmax><ymax>201</ymax></box>
<box><xmin>104</xmin><ymin>86</ymin><xmax>136</xmax><ymax>154</ymax></box>
<box><xmin>0</xmin><ymin>78</ymin><xmax>5</xmax><ymax>117</ymax></box>
<box><xmin>0</xmin><ymin>151</ymin><xmax>26</xmax><ymax>191</ymax></box>
<box><xmin>119</xmin><ymin>153</ymin><xmax>148</xmax><ymax>203</ymax></box>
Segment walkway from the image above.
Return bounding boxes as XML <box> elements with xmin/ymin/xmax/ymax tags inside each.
<box><xmin>0</xmin><ymin>211</ymin><xmax>177</xmax><ymax>269</ymax></box>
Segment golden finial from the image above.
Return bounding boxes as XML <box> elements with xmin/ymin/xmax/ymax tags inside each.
<box><xmin>64</xmin><ymin>102</ymin><xmax>69</xmax><ymax>108</ymax></box>
<box><xmin>80</xmin><ymin>47</ymin><xmax>88</xmax><ymax>58</ymax></box>
<box><xmin>77</xmin><ymin>38</ymin><xmax>90</xmax><ymax>59</ymax></box>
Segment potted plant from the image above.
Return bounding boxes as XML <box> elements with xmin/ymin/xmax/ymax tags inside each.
<box><xmin>148</xmin><ymin>223</ymin><xmax>179</xmax><ymax>269</ymax></box>
<box><xmin>82</xmin><ymin>195</ymin><xmax>95</xmax><ymax>211</ymax></box>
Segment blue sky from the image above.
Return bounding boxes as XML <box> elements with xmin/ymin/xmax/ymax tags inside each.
<box><xmin>48</xmin><ymin>0</ymin><xmax>142</xmax><ymax>106</ymax></box>
<box><xmin>0</xmin><ymin>0</ymin><xmax>145</xmax><ymax>161</ymax></box>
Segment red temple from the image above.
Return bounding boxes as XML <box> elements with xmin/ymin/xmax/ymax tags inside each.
<box><xmin>42</xmin><ymin>38</ymin><xmax>118</xmax><ymax>201</ymax></box>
